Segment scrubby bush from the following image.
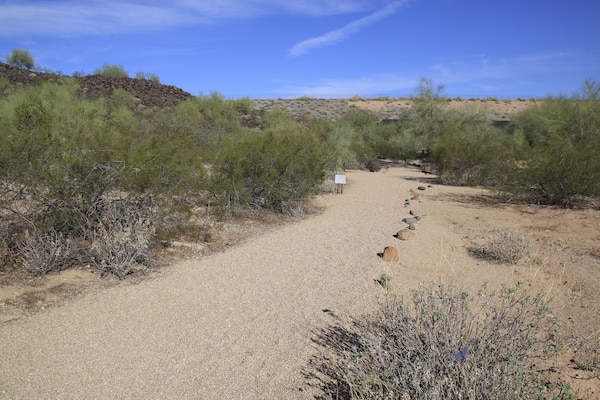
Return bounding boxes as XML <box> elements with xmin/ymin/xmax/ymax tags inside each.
<box><xmin>135</xmin><ymin>71</ymin><xmax>160</xmax><ymax>82</ymax></box>
<box><xmin>311</xmin><ymin>282</ymin><xmax>561</xmax><ymax>399</ymax></box>
<box><xmin>431</xmin><ymin>120</ymin><xmax>517</xmax><ymax>186</ymax></box>
<box><xmin>469</xmin><ymin>230</ymin><xmax>534</xmax><ymax>264</ymax></box>
<box><xmin>93</xmin><ymin>63</ymin><xmax>129</xmax><ymax>77</ymax></box>
<box><xmin>90</xmin><ymin>198</ymin><xmax>155</xmax><ymax>278</ymax></box>
<box><xmin>504</xmin><ymin>80</ymin><xmax>600</xmax><ymax>205</ymax></box>
<box><xmin>18</xmin><ymin>229</ymin><xmax>80</xmax><ymax>276</ymax></box>
<box><xmin>0</xmin><ymin>80</ymin><xmax>209</xmax><ymax>275</ymax></box>
<box><xmin>210</xmin><ymin>111</ymin><xmax>326</xmax><ymax>215</ymax></box>
<box><xmin>5</xmin><ymin>49</ymin><xmax>34</xmax><ymax>70</ymax></box>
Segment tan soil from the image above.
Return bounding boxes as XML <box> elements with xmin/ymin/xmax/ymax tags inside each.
<box><xmin>351</xmin><ymin>97</ymin><xmax>540</xmax><ymax>120</ymax></box>
<box><xmin>0</xmin><ymin>166</ymin><xmax>598</xmax><ymax>399</ymax></box>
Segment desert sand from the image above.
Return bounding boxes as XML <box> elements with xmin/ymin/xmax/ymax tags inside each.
<box><xmin>0</xmin><ymin>166</ymin><xmax>598</xmax><ymax>399</ymax></box>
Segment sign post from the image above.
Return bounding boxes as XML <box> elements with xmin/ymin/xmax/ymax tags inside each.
<box><xmin>334</xmin><ymin>174</ymin><xmax>346</xmax><ymax>194</ymax></box>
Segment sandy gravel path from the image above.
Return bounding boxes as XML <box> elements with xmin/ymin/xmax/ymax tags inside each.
<box><xmin>0</xmin><ymin>167</ymin><xmax>521</xmax><ymax>399</ymax></box>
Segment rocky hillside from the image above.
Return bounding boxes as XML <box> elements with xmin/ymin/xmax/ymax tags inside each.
<box><xmin>0</xmin><ymin>62</ymin><xmax>192</xmax><ymax>108</ymax></box>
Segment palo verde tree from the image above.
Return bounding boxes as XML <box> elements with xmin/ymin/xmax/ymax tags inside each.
<box><xmin>5</xmin><ymin>49</ymin><xmax>35</xmax><ymax>70</ymax></box>
<box><xmin>409</xmin><ymin>77</ymin><xmax>448</xmax><ymax>141</ymax></box>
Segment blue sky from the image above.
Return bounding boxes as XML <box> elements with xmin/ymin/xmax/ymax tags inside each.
<box><xmin>1</xmin><ymin>0</ymin><xmax>599</xmax><ymax>99</ymax></box>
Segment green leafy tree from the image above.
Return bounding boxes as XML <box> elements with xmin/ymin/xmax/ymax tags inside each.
<box><xmin>5</xmin><ymin>49</ymin><xmax>35</xmax><ymax>70</ymax></box>
<box><xmin>410</xmin><ymin>77</ymin><xmax>447</xmax><ymax>140</ymax></box>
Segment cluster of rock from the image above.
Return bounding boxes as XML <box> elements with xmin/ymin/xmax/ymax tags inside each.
<box><xmin>77</xmin><ymin>75</ymin><xmax>192</xmax><ymax>108</ymax></box>
<box><xmin>381</xmin><ymin>185</ymin><xmax>429</xmax><ymax>262</ymax></box>
<box><xmin>0</xmin><ymin>62</ymin><xmax>192</xmax><ymax>109</ymax></box>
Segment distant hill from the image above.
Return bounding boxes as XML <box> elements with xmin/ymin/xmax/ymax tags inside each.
<box><xmin>1</xmin><ymin>62</ymin><xmax>539</xmax><ymax>120</ymax></box>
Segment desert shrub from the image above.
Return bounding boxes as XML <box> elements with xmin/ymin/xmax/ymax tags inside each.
<box><xmin>504</xmin><ymin>82</ymin><xmax>600</xmax><ymax>204</ymax></box>
<box><xmin>0</xmin><ymin>81</ymin><xmax>210</xmax><ymax>275</ymax></box>
<box><xmin>93</xmin><ymin>63</ymin><xmax>129</xmax><ymax>77</ymax></box>
<box><xmin>90</xmin><ymin>198</ymin><xmax>155</xmax><ymax>278</ymax></box>
<box><xmin>135</xmin><ymin>71</ymin><xmax>160</xmax><ymax>82</ymax></box>
<box><xmin>171</xmin><ymin>92</ymin><xmax>245</xmax><ymax>149</ymax></box>
<box><xmin>311</xmin><ymin>282</ymin><xmax>560</xmax><ymax>399</ymax></box>
<box><xmin>349</xmin><ymin>140</ymin><xmax>377</xmax><ymax>168</ymax></box>
<box><xmin>18</xmin><ymin>229</ymin><xmax>80</xmax><ymax>276</ymax></box>
<box><xmin>323</xmin><ymin>123</ymin><xmax>359</xmax><ymax>171</ymax></box>
<box><xmin>373</xmin><ymin>139</ymin><xmax>401</xmax><ymax>160</ymax></box>
<box><xmin>431</xmin><ymin>122</ymin><xmax>516</xmax><ymax>186</ymax></box>
<box><xmin>470</xmin><ymin>230</ymin><xmax>534</xmax><ymax>264</ymax></box>
<box><xmin>340</xmin><ymin>108</ymin><xmax>379</xmax><ymax>128</ymax></box>
<box><xmin>5</xmin><ymin>49</ymin><xmax>34</xmax><ymax>70</ymax></box>
<box><xmin>407</xmin><ymin>77</ymin><xmax>447</xmax><ymax>142</ymax></box>
<box><xmin>210</xmin><ymin>126</ymin><xmax>326</xmax><ymax>215</ymax></box>
<box><xmin>0</xmin><ymin>92</ymin><xmax>55</xmax><ymax>196</ymax></box>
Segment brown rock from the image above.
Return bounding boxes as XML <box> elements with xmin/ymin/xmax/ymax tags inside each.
<box><xmin>396</xmin><ymin>229</ymin><xmax>415</xmax><ymax>240</ymax></box>
<box><xmin>382</xmin><ymin>246</ymin><xmax>399</xmax><ymax>262</ymax></box>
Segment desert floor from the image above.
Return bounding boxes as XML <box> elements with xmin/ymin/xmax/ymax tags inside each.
<box><xmin>1</xmin><ymin>166</ymin><xmax>598</xmax><ymax>399</ymax></box>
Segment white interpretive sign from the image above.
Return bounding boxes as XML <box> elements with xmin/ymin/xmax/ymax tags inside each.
<box><xmin>334</xmin><ymin>174</ymin><xmax>346</xmax><ymax>194</ymax></box>
<box><xmin>334</xmin><ymin>174</ymin><xmax>346</xmax><ymax>184</ymax></box>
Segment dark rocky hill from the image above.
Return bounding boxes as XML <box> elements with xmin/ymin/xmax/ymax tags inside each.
<box><xmin>0</xmin><ymin>62</ymin><xmax>192</xmax><ymax>108</ymax></box>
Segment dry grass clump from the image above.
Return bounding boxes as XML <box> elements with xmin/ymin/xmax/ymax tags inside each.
<box><xmin>572</xmin><ymin>335</ymin><xmax>600</xmax><ymax>377</ymax></box>
<box><xmin>470</xmin><ymin>230</ymin><xmax>534</xmax><ymax>264</ymax></box>
<box><xmin>90</xmin><ymin>200</ymin><xmax>155</xmax><ymax>278</ymax></box>
<box><xmin>18</xmin><ymin>229</ymin><xmax>80</xmax><ymax>276</ymax></box>
<box><xmin>309</xmin><ymin>282</ymin><xmax>562</xmax><ymax>399</ymax></box>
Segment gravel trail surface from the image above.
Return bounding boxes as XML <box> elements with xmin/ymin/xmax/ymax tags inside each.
<box><xmin>2</xmin><ymin>168</ymin><xmax>434</xmax><ymax>399</ymax></box>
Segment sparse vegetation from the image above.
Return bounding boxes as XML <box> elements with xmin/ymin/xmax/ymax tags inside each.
<box><xmin>135</xmin><ymin>71</ymin><xmax>160</xmax><ymax>82</ymax></box>
<box><xmin>93</xmin><ymin>63</ymin><xmax>129</xmax><ymax>77</ymax></box>
<box><xmin>311</xmin><ymin>282</ymin><xmax>562</xmax><ymax>399</ymax></box>
<box><xmin>470</xmin><ymin>230</ymin><xmax>534</xmax><ymax>264</ymax></box>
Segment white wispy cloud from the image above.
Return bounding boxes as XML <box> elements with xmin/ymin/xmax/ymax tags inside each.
<box><xmin>0</xmin><ymin>0</ymin><xmax>376</xmax><ymax>37</ymax></box>
<box><xmin>0</xmin><ymin>1</ymin><xmax>194</xmax><ymax>37</ymax></box>
<box><xmin>289</xmin><ymin>0</ymin><xmax>410</xmax><ymax>57</ymax></box>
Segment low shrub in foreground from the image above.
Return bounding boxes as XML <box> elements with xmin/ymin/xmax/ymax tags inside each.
<box><xmin>310</xmin><ymin>282</ymin><xmax>561</xmax><ymax>399</ymax></box>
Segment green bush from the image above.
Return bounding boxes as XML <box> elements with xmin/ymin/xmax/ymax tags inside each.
<box><xmin>171</xmin><ymin>92</ymin><xmax>246</xmax><ymax>149</ymax></box>
<box><xmin>135</xmin><ymin>72</ymin><xmax>160</xmax><ymax>82</ymax></box>
<box><xmin>93</xmin><ymin>63</ymin><xmax>129</xmax><ymax>77</ymax></box>
<box><xmin>432</xmin><ymin>122</ymin><xmax>516</xmax><ymax>186</ymax></box>
<box><xmin>210</xmin><ymin>127</ymin><xmax>326</xmax><ymax>215</ymax></box>
<box><xmin>0</xmin><ymin>93</ymin><xmax>55</xmax><ymax>192</ymax></box>
<box><xmin>0</xmin><ymin>80</ymin><xmax>209</xmax><ymax>274</ymax></box>
<box><xmin>504</xmin><ymin>81</ymin><xmax>600</xmax><ymax>204</ymax></box>
<box><xmin>5</xmin><ymin>49</ymin><xmax>34</xmax><ymax>70</ymax></box>
<box><xmin>311</xmin><ymin>282</ymin><xmax>561</xmax><ymax>399</ymax></box>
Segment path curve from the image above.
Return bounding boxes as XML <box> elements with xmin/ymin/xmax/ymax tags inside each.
<box><xmin>0</xmin><ymin>167</ymin><xmax>472</xmax><ymax>399</ymax></box>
